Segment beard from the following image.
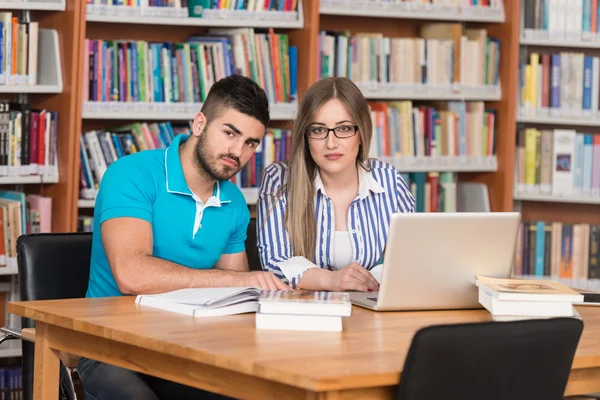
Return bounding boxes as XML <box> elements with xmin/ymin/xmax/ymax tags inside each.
<box><xmin>194</xmin><ymin>132</ymin><xmax>241</xmax><ymax>181</ymax></box>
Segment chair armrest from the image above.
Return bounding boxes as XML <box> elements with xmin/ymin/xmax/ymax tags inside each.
<box><xmin>0</xmin><ymin>326</ymin><xmax>34</xmax><ymax>344</ymax></box>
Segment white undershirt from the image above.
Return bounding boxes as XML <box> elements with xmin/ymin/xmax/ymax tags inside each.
<box><xmin>332</xmin><ymin>231</ymin><xmax>353</xmax><ymax>270</ymax></box>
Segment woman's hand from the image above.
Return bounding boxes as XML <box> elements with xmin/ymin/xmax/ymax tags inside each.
<box><xmin>326</xmin><ymin>263</ymin><xmax>380</xmax><ymax>292</ymax></box>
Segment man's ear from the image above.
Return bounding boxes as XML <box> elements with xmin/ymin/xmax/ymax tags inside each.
<box><xmin>192</xmin><ymin>112</ymin><xmax>208</xmax><ymax>138</ymax></box>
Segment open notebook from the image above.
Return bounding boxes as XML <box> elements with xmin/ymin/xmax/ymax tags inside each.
<box><xmin>135</xmin><ymin>287</ymin><xmax>262</xmax><ymax>317</ymax></box>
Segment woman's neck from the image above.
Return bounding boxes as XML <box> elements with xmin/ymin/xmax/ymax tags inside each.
<box><xmin>319</xmin><ymin>163</ymin><xmax>359</xmax><ymax>197</ymax></box>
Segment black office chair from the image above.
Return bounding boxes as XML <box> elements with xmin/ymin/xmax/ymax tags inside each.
<box><xmin>5</xmin><ymin>233</ymin><xmax>93</xmax><ymax>400</ymax></box>
<box><xmin>246</xmin><ymin>218</ymin><xmax>262</xmax><ymax>272</ymax></box>
<box><xmin>396</xmin><ymin>317</ymin><xmax>584</xmax><ymax>400</ymax></box>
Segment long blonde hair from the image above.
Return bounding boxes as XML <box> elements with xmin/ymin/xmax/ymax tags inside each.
<box><xmin>284</xmin><ymin>77</ymin><xmax>373</xmax><ymax>261</ymax></box>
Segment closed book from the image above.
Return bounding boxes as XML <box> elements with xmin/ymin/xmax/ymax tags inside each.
<box><xmin>255</xmin><ymin>313</ymin><xmax>342</xmax><ymax>332</ymax></box>
<box><xmin>258</xmin><ymin>290</ymin><xmax>352</xmax><ymax>317</ymax></box>
<box><xmin>478</xmin><ymin>288</ymin><xmax>574</xmax><ymax>317</ymax></box>
<box><xmin>475</xmin><ymin>275</ymin><xmax>583</xmax><ymax>303</ymax></box>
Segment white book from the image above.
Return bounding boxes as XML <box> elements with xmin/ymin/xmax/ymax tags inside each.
<box><xmin>135</xmin><ymin>287</ymin><xmax>262</xmax><ymax>317</ymax></box>
<box><xmin>258</xmin><ymin>290</ymin><xmax>352</xmax><ymax>317</ymax></box>
<box><xmin>591</xmin><ymin>57</ymin><xmax>599</xmax><ymax>115</ymax></box>
<box><xmin>478</xmin><ymin>288</ymin><xmax>575</xmax><ymax>317</ymax></box>
<box><xmin>552</xmin><ymin>129</ymin><xmax>576</xmax><ymax>196</ymax></box>
<box><xmin>492</xmin><ymin>307</ymin><xmax>581</xmax><ymax>322</ymax></box>
<box><xmin>255</xmin><ymin>313</ymin><xmax>343</xmax><ymax>332</ymax></box>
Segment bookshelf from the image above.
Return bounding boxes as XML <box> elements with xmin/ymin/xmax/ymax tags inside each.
<box><xmin>66</xmin><ymin>0</ymin><xmax>518</xmax><ymax>231</ymax></box>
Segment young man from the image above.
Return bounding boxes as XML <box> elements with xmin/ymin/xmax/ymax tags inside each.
<box><xmin>64</xmin><ymin>75</ymin><xmax>288</xmax><ymax>400</ymax></box>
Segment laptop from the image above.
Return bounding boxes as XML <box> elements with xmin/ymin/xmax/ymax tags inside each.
<box><xmin>351</xmin><ymin>212</ymin><xmax>521</xmax><ymax>311</ymax></box>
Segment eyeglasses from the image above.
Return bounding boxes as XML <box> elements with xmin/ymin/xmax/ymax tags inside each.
<box><xmin>306</xmin><ymin>125</ymin><xmax>359</xmax><ymax>140</ymax></box>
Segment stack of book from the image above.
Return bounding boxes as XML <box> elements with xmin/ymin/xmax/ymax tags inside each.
<box><xmin>476</xmin><ymin>275</ymin><xmax>584</xmax><ymax>321</ymax></box>
<box><xmin>256</xmin><ymin>291</ymin><xmax>352</xmax><ymax>332</ymax></box>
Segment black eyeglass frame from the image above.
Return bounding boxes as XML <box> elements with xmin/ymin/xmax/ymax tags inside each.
<box><xmin>306</xmin><ymin>125</ymin><xmax>359</xmax><ymax>140</ymax></box>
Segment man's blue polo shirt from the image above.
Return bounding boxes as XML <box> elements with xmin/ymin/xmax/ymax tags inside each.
<box><xmin>85</xmin><ymin>133</ymin><xmax>250</xmax><ymax>298</ymax></box>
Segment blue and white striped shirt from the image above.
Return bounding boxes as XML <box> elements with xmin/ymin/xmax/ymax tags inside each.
<box><xmin>257</xmin><ymin>159</ymin><xmax>416</xmax><ymax>287</ymax></box>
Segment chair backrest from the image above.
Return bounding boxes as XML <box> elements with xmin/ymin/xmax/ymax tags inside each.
<box><xmin>16</xmin><ymin>232</ymin><xmax>93</xmax><ymax>400</ymax></box>
<box><xmin>17</xmin><ymin>232</ymin><xmax>93</xmax><ymax>306</ymax></box>
<box><xmin>396</xmin><ymin>317</ymin><xmax>583</xmax><ymax>400</ymax></box>
<box><xmin>246</xmin><ymin>218</ymin><xmax>262</xmax><ymax>272</ymax></box>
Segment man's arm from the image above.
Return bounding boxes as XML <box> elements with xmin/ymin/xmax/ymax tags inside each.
<box><xmin>102</xmin><ymin>217</ymin><xmax>287</xmax><ymax>295</ymax></box>
<box><xmin>214</xmin><ymin>252</ymin><xmax>249</xmax><ymax>272</ymax></box>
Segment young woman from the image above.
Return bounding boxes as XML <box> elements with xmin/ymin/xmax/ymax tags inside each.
<box><xmin>257</xmin><ymin>77</ymin><xmax>415</xmax><ymax>292</ymax></box>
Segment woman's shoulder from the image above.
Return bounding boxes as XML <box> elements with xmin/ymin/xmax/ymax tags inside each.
<box><xmin>259</xmin><ymin>161</ymin><xmax>289</xmax><ymax>193</ymax></box>
<box><xmin>368</xmin><ymin>158</ymin><xmax>398</xmax><ymax>174</ymax></box>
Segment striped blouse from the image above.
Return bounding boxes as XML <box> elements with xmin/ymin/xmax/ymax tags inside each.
<box><xmin>256</xmin><ymin>159</ymin><xmax>416</xmax><ymax>287</ymax></box>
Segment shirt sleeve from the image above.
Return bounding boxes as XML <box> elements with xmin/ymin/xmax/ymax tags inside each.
<box><xmin>256</xmin><ymin>163</ymin><xmax>318</xmax><ymax>287</ymax></box>
<box><xmin>96</xmin><ymin>156</ymin><xmax>155</xmax><ymax>225</ymax></box>
<box><xmin>395</xmin><ymin>170</ymin><xmax>416</xmax><ymax>213</ymax></box>
<box><xmin>223</xmin><ymin>198</ymin><xmax>250</xmax><ymax>254</ymax></box>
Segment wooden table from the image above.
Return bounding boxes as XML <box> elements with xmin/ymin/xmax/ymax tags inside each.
<box><xmin>8</xmin><ymin>297</ymin><xmax>600</xmax><ymax>400</ymax></box>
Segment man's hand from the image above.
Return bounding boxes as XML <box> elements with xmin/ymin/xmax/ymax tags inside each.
<box><xmin>326</xmin><ymin>263</ymin><xmax>379</xmax><ymax>292</ymax></box>
<box><xmin>243</xmin><ymin>271</ymin><xmax>291</xmax><ymax>290</ymax></box>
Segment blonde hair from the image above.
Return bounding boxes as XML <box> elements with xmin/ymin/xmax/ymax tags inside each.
<box><xmin>283</xmin><ymin>77</ymin><xmax>373</xmax><ymax>261</ymax></box>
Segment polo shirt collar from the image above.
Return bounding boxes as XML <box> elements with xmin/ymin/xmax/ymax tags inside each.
<box><xmin>164</xmin><ymin>134</ymin><xmax>231</xmax><ymax>205</ymax></box>
<box><xmin>314</xmin><ymin>165</ymin><xmax>385</xmax><ymax>200</ymax></box>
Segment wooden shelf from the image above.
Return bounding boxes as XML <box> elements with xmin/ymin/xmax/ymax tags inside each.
<box><xmin>521</xmin><ymin>32</ymin><xmax>600</xmax><ymax>48</ymax></box>
<box><xmin>0</xmin><ymin>347</ymin><xmax>21</xmax><ymax>359</ymax></box>
<box><xmin>319</xmin><ymin>1</ymin><xmax>505</xmax><ymax>22</ymax></box>
<box><xmin>517</xmin><ymin>113</ymin><xmax>600</xmax><ymax>127</ymax></box>
<box><xmin>80</xmin><ymin>187</ymin><xmax>260</xmax><ymax>207</ymax></box>
<box><xmin>86</xmin><ymin>3</ymin><xmax>303</xmax><ymax>29</ymax></box>
<box><xmin>82</xmin><ymin>102</ymin><xmax>298</xmax><ymax>121</ymax></box>
<box><xmin>514</xmin><ymin>191</ymin><xmax>600</xmax><ymax>205</ymax></box>
<box><xmin>0</xmin><ymin>174</ymin><xmax>58</xmax><ymax>184</ymax></box>
<box><xmin>78</xmin><ymin>199</ymin><xmax>95</xmax><ymax>209</ymax></box>
<box><xmin>357</xmin><ymin>84</ymin><xmax>501</xmax><ymax>101</ymax></box>
<box><xmin>0</xmin><ymin>0</ymin><xmax>65</xmax><ymax>11</ymax></box>
<box><xmin>379</xmin><ymin>156</ymin><xmax>498</xmax><ymax>172</ymax></box>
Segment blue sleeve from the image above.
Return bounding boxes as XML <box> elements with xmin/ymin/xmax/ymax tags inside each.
<box><xmin>96</xmin><ymin>156</ymin><xmax>155</xmax><ymax>225</ymax></box>
<box><xmin>223</xmin><ymin>198</ymin><xmax>250</xmax><ymax>254</ymax></box>
<box><xmin>395</xmin><ymin>169</ymin><xmax>416</xmax><ymax>213</ymax></box>
<box><xmin>256</xmin><ymin>163</ymin><xmax>294</xmax><ymax>284</ymax></box>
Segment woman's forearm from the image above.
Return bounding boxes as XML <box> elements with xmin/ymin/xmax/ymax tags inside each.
<box><xmin>296</xmin><ymin>267</ymin><xmax>332</xmax><ymax>291</ymax></box>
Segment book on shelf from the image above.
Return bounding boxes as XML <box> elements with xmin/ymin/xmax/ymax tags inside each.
<box><xmin>0</xmin><ymin>102</ymin><xmax>58</xmax><ymax>178</ymax></box>
<box><xmin>476</xmin><ymin>275</ymin><xmax>584</xmax><ymax>321</ymax></box>
<box><xmin>368</xmin><ymin>101</ymin><xmax>496</xmax><ymax>160</ymax></box>
<box><xmin>255</xmin><ymin>290</ymin><xmax>351</xmax><ymax>332</ymax></box>
<box><xmin>83</xmin><ymin>28</ymin><xmax>298</xmax><ymax>108</ymax></box>
<box><xmin>519</xmin><ymin>51</ymin><xmax>600</xmax><ymax>117</ymax></box>
<box><xmin>0</xmin><ymin>11</ymin><xmax>39</xmax><ymax>86</ymax></box>
<box><xmin>515</xmin><ymin>128</ymin><xmax>600</xmax><ymax>197</ymax></box>
<box><xmin>522</xmin><ymin>0</ymin><xmax>597</xmax><ymax>42</ymax></box>
<box><xmin>401</xmin><ymin>172</ymin><xmax>456</xmax><ymax>212</ymax></box>
<box><xmin>318</xmin><ymin>23</ymin><xmax>500</xmax><ymax>90</ymax></box>
<box><xmin>513</xmin><ymin>220</ymin><xmax>600</xmax><ymax>282</ymax></box>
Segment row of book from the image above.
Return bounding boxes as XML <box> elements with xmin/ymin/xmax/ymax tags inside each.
<box><xmin>0</xmin><ymin>192</ymin><xmax>51</xmax><ymax>266</ymax></box>
<box><xmin>0</xmin><ymin>366</ymin><xmax>22</xmax><ymax>399</ymax></box>
<box><xmin>368</xmin><ymin>101</ymin><xmax>495</xmax><ymax>159</ymax></box>
<box><xmin>84</xmin><ymin>28</ymin><xmax>298</xmax><ymax>106</ymax></box>
<box><xmin>0</xmin><ymin>102</ymin><xmax>58</xmax><ymax>178</ymax></box>
<box><xmin>520</xmin><ymin>52</ymin><xmax>600</xmax><ymax>116</ymax></box>
<box><xmin>0</xmin><ymin>13</ymin><xmax>38</xmax><ymax>87</ymax></box>
<box><xmin>515</xmin><ymin>128</ymin><xmax>600</xmax><ymax>197</ymax></box>
<box><xmin>79</xmin><ymin>121</ymin><xmax>192</xmax><ymax>199</ymax></box>
<box><xmin>514</xmin><ymin>220</ymin><xmax>600</xmax><ymax>281</ymax></box>
<box><xmin>2</xmin><ymin>276</ymin><xmax>19</xmax><ymax>352</ymax></box>
<box><xmin>522</xmin><ymin>0</ymin><xmax>599</xmax><ymax>40</ymax></box>
<box><xmin>85</xmin><ymin>0</ymin><xmax>300</xmax><ymax>13</ymax></box>
<box><xmin>401</xmin><ymin>171</ymin><xmax>456</xmax><ymax>213</ymax></box>
<box><xmin>318</xmin><ymin>24</ymin><xmax>500</xmax><ymax>87</ymax></box>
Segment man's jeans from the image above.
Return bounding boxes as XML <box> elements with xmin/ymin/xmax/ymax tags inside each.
<box><xmin>60</xmin><ymin>357</ymin><xmax>234</xmax><ymax>400</ymax></box>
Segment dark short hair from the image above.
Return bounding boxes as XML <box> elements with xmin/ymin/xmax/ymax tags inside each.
<box><xmin>201</xmin><ymin>74</ymin><xmax>270</xmax><ymax>128</ymax></box>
